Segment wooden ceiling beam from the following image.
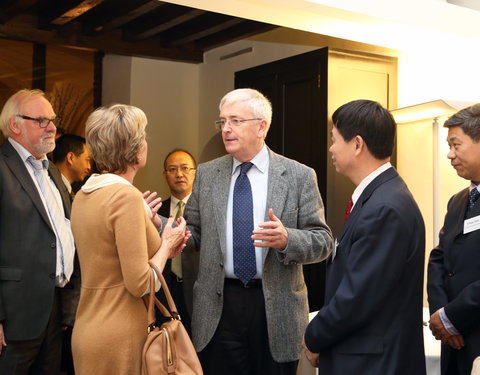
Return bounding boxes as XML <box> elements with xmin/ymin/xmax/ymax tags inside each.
<box><xmin>199</xmin><ymin>22</ymin><xmax>278</xmax><ymax>51</ymax></box>
<box><xmin>94</xmin><ymin>1</ymin><xmax>166</xmax><ymax>32</ymax></box>
<box><xmin>165</xmin><ymin>18</ymin><xmax>244</xmax><ymax>47</ymax></box>
<box><xmin>131</xmin><ymin>8</ymin><xmax>206</xmax><ymax>40</ymax></box>
<box><xmin>51</xmin><ymin>0</ymin><xmax>106</xmax><ymax>26</ymax></box>
<box><xmin>0</xmin><ymin>21</ymin><xmax>203</xmax><ymax>63</ymax></box>
<box><xmin>0</xmin><ymin>0</ymin><xmax>38</xmax><ymax>24</ymax></box>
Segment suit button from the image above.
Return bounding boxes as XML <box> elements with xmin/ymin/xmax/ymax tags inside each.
<box><xmin>216</xmin><ymin>290</ymin><xmax>222</xmax><ymax>297</ymax></box>
<box><xmin>49</xmin><ymin>273</ymin><xmax>56</xmax><ymax>279</ymax></box>
<box><xmin>50</xmin><ymin>242</ymin><xmax>56</xmax><ymax>248</ymax></box>
<box><xmin>219</xmin><ymin>262</ymin><xmax>224</xmax><ymax>268</ymax></box>
<box><xmin>448</xmin><ymin>271</ymin><xmax>455</xmax><ymax>277</ymax></box>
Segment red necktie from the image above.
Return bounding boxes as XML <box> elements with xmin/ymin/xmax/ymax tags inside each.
<box><xmin>344</xmin><ymin>198</ymin><xmax>353</xmax><ymax>223</ymax></box>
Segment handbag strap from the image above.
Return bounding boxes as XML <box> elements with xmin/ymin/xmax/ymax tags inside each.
<box><xmin>146</xmin><ymin>261</ymin><xmax>181</xmax><ymax>330</ymax></box>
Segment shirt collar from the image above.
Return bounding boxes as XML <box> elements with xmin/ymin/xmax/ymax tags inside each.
<box><xmin>352</xmin><ymin>162</ymin><xmax>392</xmax><ymax>206</ymax></box>
<box><xmin>232</xmin><ymin>144</ymin><xmax>269</xmax><ymax>175</ymax></box>
<box><xmin>8</xmin><ymin>138</ymin><xmax>48</xmax><ymax>167</ymax></box>
<box><xmin>170</xmin><ymin>193</ymin><xmax>191</xmax><ymax>207</ymax></box>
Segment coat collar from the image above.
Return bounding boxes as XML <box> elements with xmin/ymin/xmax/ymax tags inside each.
<box><xmin>338</xmin><ymin>167</ymin><xmax>398</xmax><ymax>242</ymax></box>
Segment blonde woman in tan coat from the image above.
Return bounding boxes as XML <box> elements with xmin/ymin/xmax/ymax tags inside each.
<box><xmin>71</xmin><ymin>104</ymin><xmax>189</xmax><ymax>375</ymax></box>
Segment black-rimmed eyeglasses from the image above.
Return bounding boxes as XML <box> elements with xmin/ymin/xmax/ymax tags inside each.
<box><xmin>16</xmin><ymin>114</ymin><xmax>61</xmax><ymax>128</ymax></box>
<box><xmin>214</xmin><ymin>118</ymin><xmax>261</xmax><ymax>131</ymax></box>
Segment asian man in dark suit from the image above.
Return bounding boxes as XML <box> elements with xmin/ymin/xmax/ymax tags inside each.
<box><xmin>428</xmin><ymin>103</ymin><xmax>480</xmax><ymax>375</ymax></box>
<box><xmin>0</xmin><ymin>89</ymin><xmax>78</xmax><ymax>374</ymax></box>
<box><xmin>303</xmin><ymin>99</ymin><xmax>426</xmax><ymax>375</ymax></box>
<box><xmin>181</xmin><ymin>88</ymin><xmax>333</xmax><ymax>375</ymax></box>
<box><xmin>157</xmin><ymin>148</ymin><xmax>197</xmax><ymax>334</ymax></box>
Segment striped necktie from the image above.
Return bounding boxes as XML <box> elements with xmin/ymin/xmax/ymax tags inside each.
<box><xmin>28</xmin><ymin>157</ymin><xmax>75</xmax><ymax>286</ymax></box>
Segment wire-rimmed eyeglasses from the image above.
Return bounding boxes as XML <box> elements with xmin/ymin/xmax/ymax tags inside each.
<box><xmin>214</xmin><ymin>118</ymin><xmax>262</xmax><ymax>131</ymax></box>
<box><xmin>16</xmin><ymin>114</ymin><xmax>61</xmax><ymax>128</ymax></box>
<box><xmin>165</xmin><ymin>166</ymin><xmax>196</xmax><ymax>174</ymax></box>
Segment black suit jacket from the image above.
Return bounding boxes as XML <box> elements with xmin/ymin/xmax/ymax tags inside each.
<box><xmin>428</xmin><ymin>188</ymin><xmax>480</xmax><ymax>375</ymax></box>
<box><xmin>0</xmin><ymin>141</ymin><xmax>78</xmax><ymax>340</ymax></box>
<box><xmin>305</xmin><ymin>168</ymin><xmax>426</xmax><ymax>375</ymax></box>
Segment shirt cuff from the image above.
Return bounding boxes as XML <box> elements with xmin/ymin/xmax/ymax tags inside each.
<box><xmin>142</xmin><ymin>268</ymin><xmax>161</xmax><ymax>296</ymax></box>
<box><xmin>439</xmin><ymin>307</ymin><xmax>460</xmax><ymax>335</ymax></box>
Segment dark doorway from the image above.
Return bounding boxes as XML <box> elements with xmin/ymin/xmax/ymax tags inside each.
<box><xmin>235</xmin><ymin>48</ymin><xmax>328</xmax><ymax>312</ymax></box>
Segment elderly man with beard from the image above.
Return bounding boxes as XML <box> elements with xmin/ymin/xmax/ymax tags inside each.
<box><xmin>0</xmin><ymin>89</ymin><xmax>77</xmax><ymax>374</ymax></box>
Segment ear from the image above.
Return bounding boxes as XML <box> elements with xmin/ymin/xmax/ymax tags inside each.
<box><xmin>8</xmin><ymin>118</ymin><xmax>21</xmax><ymax>135</ymax></box>
<box><xmin>354</xmin><ymin>135</ymin><xmax>365</xmax><ymax>155</ymax></box>
<box><xmin>66</xmin><ymin>151</ymin><xmax>75</xmax><ymax>166</ymax></box>
<box><xmin>258</xmin><ymin>119</ymin><xmax>267</xmax><ymax>139</ymax></box>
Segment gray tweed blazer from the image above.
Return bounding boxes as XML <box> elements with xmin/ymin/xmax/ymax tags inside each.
<box><xmin>184</xmin><ymin>148</ymin><xmax>333</xmax><ymax>362</ymax></box>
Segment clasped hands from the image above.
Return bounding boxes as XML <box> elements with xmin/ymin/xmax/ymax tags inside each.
<box><xmin>429</xmin><ymin>310</ymin><xmax>464</xmax><ymax>350</ymax></box>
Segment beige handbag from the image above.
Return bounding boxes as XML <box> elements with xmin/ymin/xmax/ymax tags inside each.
<box><xmin>142</xmin><ymin>262</ymin><xmax>203</xmax><ymax>375</ymax></box>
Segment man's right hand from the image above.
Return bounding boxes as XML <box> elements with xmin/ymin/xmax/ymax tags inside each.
<box><xmin>0</xmin><ymin>323</ymin><xmax>7</xmax><ymax>355</ymax></box>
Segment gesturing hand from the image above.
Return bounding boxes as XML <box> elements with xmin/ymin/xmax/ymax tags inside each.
<box><xmin>143</xmin><ymin>190</ymin><xmax>162</xmax><ymax>230</ymax></box>
<box><xmin>252</xmin><ymin>208</ymin><xmax>288</xmax><ymax>250</ymax></box>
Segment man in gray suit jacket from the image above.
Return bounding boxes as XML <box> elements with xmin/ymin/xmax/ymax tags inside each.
<box><xmin>184</xmin><ymin>88</ymin><xmax>333</xmax><ymax>375</ymax></box>
<box><xmin>0</xmin><ymin>89</ymin><xmax>78</xmax><ymax>374</ymax></box>
<box><xmin>303</xmin><ymin>100</ymin><xmax>426</xmax><ymax>375</ymax></box>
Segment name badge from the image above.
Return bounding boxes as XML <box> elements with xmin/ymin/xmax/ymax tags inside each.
<box><xmin>331</xmin><ymin>239</ymin><xmax>338</xmax><ymax>261</ymax></box>
<box><xmin>464</xmin><ymin>215</ymin><xmax>480</xmax><ymax>234</ymax></box>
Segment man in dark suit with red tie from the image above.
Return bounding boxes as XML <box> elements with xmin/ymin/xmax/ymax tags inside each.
<box><xmin>303</xmin><ymin>99</ymin><xmax>426</xmax><ymax>375</ymax></box>
<box><xmin>428</xmin><ymin>103</ymin><xmax>480</xmax><ymax>375</ymax></box>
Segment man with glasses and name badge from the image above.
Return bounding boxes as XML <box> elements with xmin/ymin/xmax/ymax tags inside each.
<box><xmin>0</xmin><ymin>89</ymin><xmax>78</xmax><ymax>374</ymax></box>
<box><xmin>183</xmin><ymin>88</ymin><xmax>333</xmax><ymax>375</ymax></box>
<box><xmin>156</xmin><ymin>149</ymin><xmax>197</xmax><ymax>334</ymax></box>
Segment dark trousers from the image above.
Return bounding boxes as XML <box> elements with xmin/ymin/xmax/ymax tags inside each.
<box><xmin>60</xmin><ymin>327</ymin><xmax>74</xmax><ymax>375</ymax></box>
<box><xmin>156</xmin><ymin>274</ymin><xmax>192</xmax><ymax>335</ymax></box>
<box><xmin>199</xmin><ymin>279</ymin><xmax>298</xmax><ymax>375</ymax></box>
<box><xmin>0</xmin><ymin>289</ymin><xmax>62</xmax><ymax>375</ymax></box>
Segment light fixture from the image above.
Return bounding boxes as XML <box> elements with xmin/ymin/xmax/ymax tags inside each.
<box><xmin>391</xmin><ymin>99</ymin><xmax>472</xmax><ymax>124</ymax></box>
<box><xmin>392</xmin><ymin>99</ymin><xmax>474</xmax><ymax>244</ymax></box>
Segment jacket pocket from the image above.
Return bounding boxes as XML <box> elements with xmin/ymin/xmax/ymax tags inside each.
<box><xmin>0</xmin><ymin>267</ymin><xmax>23</xmax><ymax>281</ymax></box>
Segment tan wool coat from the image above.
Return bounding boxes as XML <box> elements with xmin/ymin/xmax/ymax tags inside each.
<box><xmin>71</xmin><ymin>182</ymin><xmax>160</xmax><ymax>375</ymax></box>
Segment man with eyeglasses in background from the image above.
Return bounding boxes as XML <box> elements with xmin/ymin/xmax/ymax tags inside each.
<box><xmin>182</xmin><ymin>88</ymin><xmax>333</xmax><ymax>375</ymax></box>
<box><xmin>157</xmin><ymin>149</ymin><xmax>197</xmax><ymax>334</ymax></box>
<box><xmin>0</xmin><ymin>89</ymin><xmax>78</xmax><ymax>374</ymax></box>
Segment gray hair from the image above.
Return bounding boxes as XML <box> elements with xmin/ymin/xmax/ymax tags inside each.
<box><xmin>0</xmin><ymin>89</ymin><xmax>47</xmax><ymax>137</ymax></box>
<box><xmin>219</xmin><ymin>88</ymin><xmax>272</xmax><ymax>135</ymax></box>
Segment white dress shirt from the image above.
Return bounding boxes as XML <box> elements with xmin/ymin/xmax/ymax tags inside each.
<box><xmin>224</xmin><ymin>144</ymin><xmax>269</xmax><ymax>279</ymax></box>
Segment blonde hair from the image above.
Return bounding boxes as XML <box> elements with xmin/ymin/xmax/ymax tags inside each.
<box><xmin>0</xmin><ymin>89</ymin><xmax>47</xmax><ymax>137</ymax></box>
<box><xmin>85</xmin><ymin>104</ymin><xmax>147</xmax><ymax>173</ymax></box>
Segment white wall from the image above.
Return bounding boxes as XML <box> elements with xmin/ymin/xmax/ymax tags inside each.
<box><xmin>102</xmin><ymin>56</ymin><xmax>199</xmax><ymax>199</ymax></box>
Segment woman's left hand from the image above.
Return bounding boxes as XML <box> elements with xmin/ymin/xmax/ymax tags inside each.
<box><xmin>143</xmin><ymin>190</ymin><xmax>162</xmax><ymax>230</ymax></box>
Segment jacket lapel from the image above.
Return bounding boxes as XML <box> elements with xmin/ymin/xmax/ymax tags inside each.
<box><xmin>213</xmin><ymin>155</ymin><xmax>233</xmax><ymax>257</ymax></box>
<box><xmin>265</xmin><ymin>150</ymin><xmax>288</xmax><ymax>220</ymax></box>
<box><xmin>2</xmin><ymin>141</ymin><xmax>53</xmax><ymax>229</ymax></box>
<box><xmin>337</xmin><ymin>167</ymin><xmax>398</xmax><ymax>243</ymax></box>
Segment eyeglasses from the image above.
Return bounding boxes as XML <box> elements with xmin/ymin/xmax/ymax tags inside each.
<box><xmin>165</xmin><ymin>166</ymin><xmax>196</xmax><ymax>174</ymax></box>
<box><xmin>214</xmin><ymin>118</ymin><xmax>261</xmax><ymax>131</ymax></box>
<box><xmin>16</xmin><ymin>114</ymin><xmax>61</xmax><ymax>128</ymax></box>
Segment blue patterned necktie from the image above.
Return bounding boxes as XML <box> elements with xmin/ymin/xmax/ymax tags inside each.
<box><xmin>467</xmin><ymin>187</ymin><xmax>480</xmax><ymax>212</ymax></box>
<box><xmin>28</xmin><ymin>157</ymin><xmax>75</xmax><ymax>286</ymax></box>
<box><xmin>233</xmin><ymin>162</ymin><xmax>256</xmax><ymax>285</ymax></box>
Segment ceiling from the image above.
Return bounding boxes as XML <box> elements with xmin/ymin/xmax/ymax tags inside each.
<box><xmin>0</xmin><ymin>0</ymin><xmax>279</xmax><ymax>63</ymax></box>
